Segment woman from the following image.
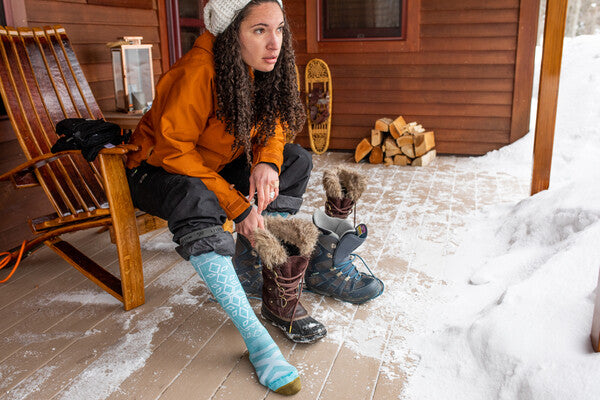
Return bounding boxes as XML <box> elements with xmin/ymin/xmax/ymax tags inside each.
<box><xmin>125</xmin><ymin>0</ymin><xmax>318</xmax><ymax>394</ymax></box>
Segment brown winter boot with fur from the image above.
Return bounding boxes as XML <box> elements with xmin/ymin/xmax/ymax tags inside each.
<box><xmin>253</xmin><ymin>217</ymin><xmax>327</xmax><ymax>343</ymax></box>
<box><xmin>323</xmin><ymin>167</ymin><xmax>367</xmax><ymax>220</ymax></box>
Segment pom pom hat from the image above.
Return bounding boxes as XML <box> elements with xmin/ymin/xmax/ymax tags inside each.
<box><xmin>204</xmin><ymin>0</ymin><xmax>284</xmax><ymax>36</ymax></box>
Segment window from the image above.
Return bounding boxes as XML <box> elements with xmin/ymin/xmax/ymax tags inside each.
<box><xmin>322</xmin><ymin>0</ymin><xmax>405</xmax><ymax>40</ymax></box>
<box><xmin>306</xmin><ymin>0</ymin><xmax>420</xmax><ymax>53</ymax></box>
<box><xmin>166</xmin><ymin>0</ymin><xmax>206</xmax><ymax>65</ymax></box>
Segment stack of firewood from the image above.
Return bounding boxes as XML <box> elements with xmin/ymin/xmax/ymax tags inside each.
<box><xmin>354</xmin><ymin>116</ymin><xmax>436</xmax><ymax>166</ymax></box>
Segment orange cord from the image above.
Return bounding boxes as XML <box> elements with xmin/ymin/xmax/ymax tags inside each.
<box><xmin>0</xmin><ymin>240</ymin><xmax>27</xmax><ymax>283</ymax></box>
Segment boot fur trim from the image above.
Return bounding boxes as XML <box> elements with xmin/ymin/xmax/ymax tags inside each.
<box><xmin>323</xmin><ymin>167</ymin><xmax>367</xmax><ymax>202</ymax></box>
<box><xmin>253</xmin><ymin>217</ymin><xmax>320</xmax><ymax>269</ymax></box>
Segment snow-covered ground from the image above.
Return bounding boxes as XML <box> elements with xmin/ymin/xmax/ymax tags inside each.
<box><xmin>401</xmin><ymin>34</ymin><xmax>600</xmax><ymax>399</ymax></box>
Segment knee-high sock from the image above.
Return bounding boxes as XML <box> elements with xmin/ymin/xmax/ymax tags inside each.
<box><xmin>263</xmin><ymin>211</ymin><xmax>290</xmax><ymax>218</ymax></box>
<box><xmin>190</xmin><ymin>251</ymin><xmax>299</xmax><ymax>392</ymax></box>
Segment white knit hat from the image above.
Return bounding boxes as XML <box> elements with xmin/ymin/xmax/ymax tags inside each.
<box><xmin>203</xmin><ymin>0</ymin><xmax>283</xmax><ymax>36</ymax></box>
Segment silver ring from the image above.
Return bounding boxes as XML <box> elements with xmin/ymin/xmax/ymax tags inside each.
<box><xmin>269</xmin><ymin>191</ymin><xmax>275</xmax><ymax>199</ymax></box>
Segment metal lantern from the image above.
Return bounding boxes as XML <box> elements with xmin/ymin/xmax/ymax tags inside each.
<box><xmin>109</xmin><ymin>36</ymin><xmax>154</xmax><ymax>114</ymax></box>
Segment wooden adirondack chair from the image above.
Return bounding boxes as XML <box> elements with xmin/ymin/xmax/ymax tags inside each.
<box><xmin>0</xmin><ymin>25</ymin><xmax>148</xmax><ymax>310</ymax></box>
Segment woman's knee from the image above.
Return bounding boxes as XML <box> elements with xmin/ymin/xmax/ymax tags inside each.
<box><xmin>283</xmin><ymin>143</ymin><xmax>313</xmax><ymax>177</ymax></box>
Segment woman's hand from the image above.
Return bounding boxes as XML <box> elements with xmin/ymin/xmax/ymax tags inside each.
<box><xmin>235</xmin><ymin>206</ymin><xmax>264</xmax><ymax>245</ymax></box>
<box><xmin>248</xmin><ymin>163</ymin><xmax>280</xmax><ymax>214</ymax></box>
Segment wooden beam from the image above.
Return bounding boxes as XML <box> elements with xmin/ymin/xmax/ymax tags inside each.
<box><xmin>3</xmin><ymin>0</ymin><xmax>27</xmax><ymax>27</ymax></box>
<box><xmin>531</xmin><ymin>0</ymin><xmax>568</xmax><ymax>195</ymax></box>
<box><xmin>592</xmin><ymin>268</ymin><xmax>600</xmax><ymax>351</ymax></box>
<box><xmin>45</xmin><ymin>238</ymin><xmax>124</xmax><ymax>302</ymax></box>
<box><xmin>157</xmin><ymin>0</ymin><xmax>171</xmax><ymax>73</ymax></box>
<box><xmin>509</xmin><ymin>0</ymin><xmax>541</xmax><ymax>143</ymax></box>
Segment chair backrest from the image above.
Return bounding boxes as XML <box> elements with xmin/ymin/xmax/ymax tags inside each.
<box><xmin>0</xmin><ymin>26</ymin><xmax>110</xmax><ymax>226</ymax></box>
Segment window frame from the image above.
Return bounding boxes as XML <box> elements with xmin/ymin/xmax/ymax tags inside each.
<box><xmin>306</xmin><ymin>0</ymin><xmax>421</xmax><ymax>53</ymax></box>
<box><xmin>163</xmin><ymin>0</ymin><xmax>206</xmax><ymax>67</ymax></box>
<box><xmin>321</xmin><ymin>0</ymin><xmax>406</xmax><ymax>40</ymax></box>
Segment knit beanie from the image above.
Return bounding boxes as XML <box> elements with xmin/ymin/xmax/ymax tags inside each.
<box><xmin>203</xmin><ymin>0</ymin><xmax>284</xmax><ymax>36</ymax></box>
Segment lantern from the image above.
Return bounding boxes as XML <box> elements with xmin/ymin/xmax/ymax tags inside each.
<box><xmin>109</xmin><ymin>36</ymin><xmax>154</xmax><ymax>114</ymax></box>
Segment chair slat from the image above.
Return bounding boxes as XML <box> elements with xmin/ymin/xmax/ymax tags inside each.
<box><xmin>45</xmin><ymin>27</ymin><xmax>93</xmax><ymax>120</ymax></box>
<box><xmin>44</xmin><ymin>25</ymin><xmax>108</xmax><ymax>206</ymax></box>
<box><xmin>24</xmin><ymin>28</ymin><xmax>107</xmax><ymax>210</ymax></box>
<box><xmin>29</xmin><ymin>29</ymin><xmax>78</xmax><ymax>121</ymax></box>
<box><xmin>49</xmin><ymin>27</ymin><xmax>107</xmax><ymax>194</ymax></box>
<box><xmin>12</xmin><ymin>29</ymin><xmax>90</xmax><ymax>215</ymax></box>
<box><xmin>51</xmin><ymin>26</ymin><xmax>103</xmax><ymax>120</ymax></box>
<box><xmin>0</xmin><ymin>29</ymin><xmax>73</xmax><ymax>215</ymax></box>
<box><xmin>43</xmin><ymin>27</ymin><xmax>108</xmax><ymax>205</ymax></box>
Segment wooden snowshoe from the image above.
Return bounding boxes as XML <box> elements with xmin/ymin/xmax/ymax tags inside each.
<box><xmin>305</xmin><ymin>58</ymin><xmax>332</xmax><ymax>154</ymax></box>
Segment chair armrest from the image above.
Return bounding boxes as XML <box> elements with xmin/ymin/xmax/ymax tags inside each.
<box><xmin>98</xmin><ymin>144</ymin><xmax>140</xmax><ymax>155</ymax></box>
<box><xmin>0</xmin><ymin>145</ymin><xmax>140</xmax><ymax>182</ymax></box>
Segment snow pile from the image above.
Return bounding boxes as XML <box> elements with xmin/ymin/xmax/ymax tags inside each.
<box><xmin>402</xmin><ymin>34</ymin><xmax>600</xmax><ymax>400</ymax></box>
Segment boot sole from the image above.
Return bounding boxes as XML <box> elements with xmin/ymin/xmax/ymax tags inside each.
<box><xmin>261</xmin><ymin>308</ymin><xmax>327</xmax><ymax>344</ymax></box>
<box><xmin>304</xmin><ymin>283</ymin><xmax>384</xmax><ymax>305</ymax></box>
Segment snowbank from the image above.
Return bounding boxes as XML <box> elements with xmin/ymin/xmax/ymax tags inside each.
<box><xmin>403</xmin><ymin>34</ymin><xmax>600</xmax><ymax>400</ymax></box>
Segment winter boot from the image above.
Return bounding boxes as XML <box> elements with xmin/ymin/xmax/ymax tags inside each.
<box><xmin>254</xmin><ymin>216</ymin><xmax>327</xmax><ymax>343</ymax></box>
<box><xmin>306</xmin><ymin>209</ymin><xmax>384</xmax><ymax>304</ymax></box>
<box><xmin>232</xmin><ymin>234</ymin><xmax>263</xmax><ymax>297</ymax></box>
<box><xmin>322</xmin><ymin>167</ymin><xmax>367</xmax><ymax>220</ymax></box>
<box><xmin>232</xmin><ymin>213</ymin><xmax>291</xmax><ymax>297</ymax></box>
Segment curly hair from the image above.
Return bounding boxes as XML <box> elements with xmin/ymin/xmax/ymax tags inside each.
<box><xmin>212</xmin><ymin>0</ymin><xmax>306</xmax><ymax>164</ymax></box>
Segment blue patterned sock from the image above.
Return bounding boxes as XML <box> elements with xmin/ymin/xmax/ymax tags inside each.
<box><xmin>190</xmin><ymin>252</ymin><xmax>300</xmax><ymax>393</ymax></box>
<box><xmin>263</xmin><ymin>211</ymin><xmax>290</xmax><ymax>218</ymax></box>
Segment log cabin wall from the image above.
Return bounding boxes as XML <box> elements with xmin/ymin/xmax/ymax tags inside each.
<box><xmin>289</xmin><ymin>0</ymin><xmax>540</xmax><ymax>155</ymax></box>
<box><xmin>0</xmin><ymin>0</ymin><xmax>163</xmax><ymax>250</ymax></box>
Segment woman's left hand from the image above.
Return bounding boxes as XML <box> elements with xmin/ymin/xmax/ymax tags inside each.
<box><xmin>248</xmin><ymin>163</ymin><xmax>279</xmax><ymax>214</ymax></box>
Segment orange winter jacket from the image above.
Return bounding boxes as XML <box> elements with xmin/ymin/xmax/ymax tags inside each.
<box><xmin>126</xmin><ymin>31</ymin><xmax>286</xmax><ymax>221</ymax></box>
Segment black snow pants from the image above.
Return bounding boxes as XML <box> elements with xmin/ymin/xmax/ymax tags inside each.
<box><xmin>126</xmin><ymin>143</ymin><xmax>312</xmax><ymax>259</ymax></box>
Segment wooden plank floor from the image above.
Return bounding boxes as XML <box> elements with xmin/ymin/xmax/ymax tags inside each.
<box><xmin>0</xmin><ymin>152</ymin><xmax>529</xmax><ymax>400</ymax></box>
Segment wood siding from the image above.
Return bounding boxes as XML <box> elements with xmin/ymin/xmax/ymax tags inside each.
<box><xmin>290</xmin><ymin>0</ymin><xmax>540</xmax><ymax>155</ymax></box>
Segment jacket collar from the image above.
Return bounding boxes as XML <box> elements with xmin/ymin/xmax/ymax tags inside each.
<box><xmin>193</xmin><ymin>31</ymin><xmax>216</xmax><ymax>55</ymax></box>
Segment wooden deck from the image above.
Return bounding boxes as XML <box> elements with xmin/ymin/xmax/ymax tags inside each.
<box><xmin>0</xmin><ymin>152</ymin><xmax>529</xmax><ymax>400</ymax></box>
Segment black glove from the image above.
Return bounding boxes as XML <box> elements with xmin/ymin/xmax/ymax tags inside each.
<box><xmin>51</xmin><ymin>118</ymin><xmax>126</xmax><ymax>161</ymax></box>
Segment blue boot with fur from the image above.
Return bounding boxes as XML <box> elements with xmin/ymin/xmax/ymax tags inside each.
<box><xmin>306</xmin><ymin>209</ymin><xmax>384</xmax><ymax>304</ymax></box>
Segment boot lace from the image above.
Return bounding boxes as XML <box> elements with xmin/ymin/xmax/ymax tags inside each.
<box><xmin>273</xmin><ymin>270</ymin><xmax>305</xmax><ymax>334</ymax></box>
<box><xmin>333</xmin><ymin>253</ymin><xmax>377</xmax><ymax>281</ymax></box>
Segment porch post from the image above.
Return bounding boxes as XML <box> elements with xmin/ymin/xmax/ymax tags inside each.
<box><xmin>530</xmin><ymin>0</ymin><xmax>568</xmax><ymax>195</ymax></box>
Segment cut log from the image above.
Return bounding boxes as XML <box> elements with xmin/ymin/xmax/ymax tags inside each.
<box><xmin>371</xmin><ymin>129</ymin><xmax>383</xmax><ymax>147</ymax></box>
<box><xmin>354</xmin><ymin>138</ymin><xmax>373</xmax><ymax>163</ymax></box>
<box><xmin>369</xmin><ymin>146</ymin><xmax>384</xmax><ymax>164</ymax></box>
<box><xmin>396</xmin><ymin>135</ymin><xmax>413</xmax><ymax>147</ymax></box>
<box><xmin>389</xmin><ymin>116</ymin><xmax>407</xmax><ymax>139</ymax></box>
<box><xmin>400</xmin><ymin>144</ymin><xmax>415</xmax><ymax>159</ymax></box>
<box><xmin>374</xmin><ymin>117</ymin><xmax>393</xmax><ymax>132</ymax></box>
<box><xmin>383</xmin><ymin>137</ymin><xmax>401</xmax><ymax>157</ymax></box>
<box><xmin>393</xmin><ymin>154</ymin><xmax>410</xmax><ymax>166</ymax></box>
<box><xmin>384</xmin><ymin>157</ymin><xmax>393</xmax><ymax>166</ymax></box>
<box><xmin>411</xmin><ymin>149</ymin><xmax>437</xmax><ymax>166</ymax></box>
<box><xmin>403</xmin><ymin>121</ymin><xmax>425</xmax><ymax>135</ymax></box>
<box><xmin>414</xmin><ymin>131</ymin><xmax>436</xmax><ymax>157</ymax></box>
